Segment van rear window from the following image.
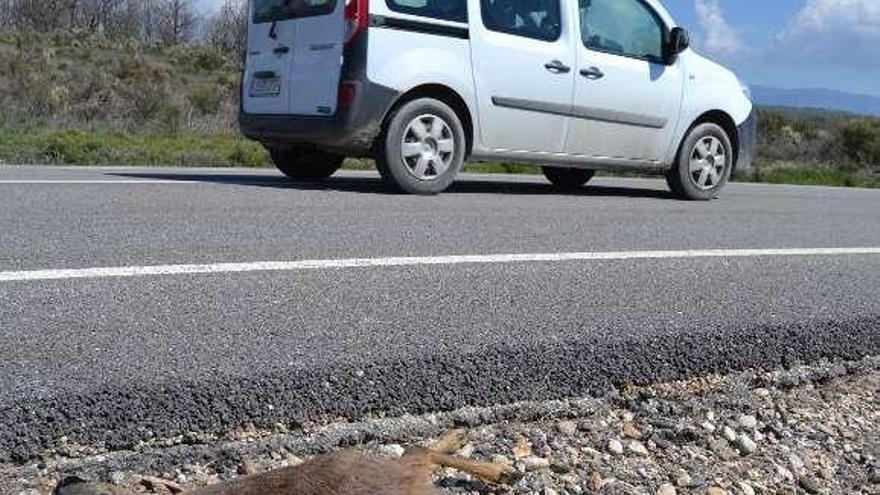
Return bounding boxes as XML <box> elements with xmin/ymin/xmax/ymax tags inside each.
<box><xmin>386</xmin><ymin>0</ymin><xmax>468</xmax><ymax>23</ymax></box>
<box><xmin>253</xmin><ymin>0</ymin><xmax>337</xmax><ymax>23</ymax></box>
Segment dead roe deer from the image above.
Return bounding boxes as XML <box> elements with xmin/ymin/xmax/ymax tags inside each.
<box><xmin>54</xmin><ymin>430</ymin><xmax>518</xmax><ymax>495</ymax></box>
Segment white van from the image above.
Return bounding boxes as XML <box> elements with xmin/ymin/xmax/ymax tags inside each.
<box><xmin>240</xmin><ymin>0</ymin><xmax>756</xmax><ymax>200</ymax></box>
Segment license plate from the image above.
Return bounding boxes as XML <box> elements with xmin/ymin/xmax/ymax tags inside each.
<box><xmin>250</xmin><ymin>75</ymin><xmax>281</xmax><ymax>97</ymax></box>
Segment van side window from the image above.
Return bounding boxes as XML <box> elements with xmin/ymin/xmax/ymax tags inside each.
<box><xmin>481</xmin><ymin>0</ymin><xmax>562</xmax><ymax>42</ymax></box>
<box><xmin>386</xmin><ymin>0</ymin><xmax>468</xmax><ymax>23</ymax></box>
<box><xmin>253</xmin><ymin>0</ymin><xmax>337</xmax><ymax>23</ymax></box>
<box><xmin>579</xmin><ymin>0</ymin><xmax>664</xmax><ymax>62</ymax></box>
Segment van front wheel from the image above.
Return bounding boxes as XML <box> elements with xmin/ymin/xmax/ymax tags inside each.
<box><xmin>667</xmin><ymin>123</ymin><xmax>733</xmax><ymax>200</ymax></box>
<box><xmin>377</xmin><ymin>98</ymin><xmax>466</xmax><ymax>195</ymax></box>
<box><xmin>269</xmin><ymin>147</ymin><xmax>344</xmax><ymax>181</ymax></box>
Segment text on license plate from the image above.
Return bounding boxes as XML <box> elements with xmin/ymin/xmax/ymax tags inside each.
<box><xmin>250</xmin><ymin>76</ymin><xmax>281</xmax><ymax>97</ymax></box>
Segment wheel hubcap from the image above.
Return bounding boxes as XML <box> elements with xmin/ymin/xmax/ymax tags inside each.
<box><xmin>401</xmin><ymin>114</ymin><xmax>455</xmax><ymax>181</ymax></box>
<box><xmin>688</xmin><ymin>136</ymin><xmax>727</xmax><ymax>190</ymax></box>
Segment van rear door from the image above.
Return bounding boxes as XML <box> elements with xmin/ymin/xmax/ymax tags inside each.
<box><xmin>244</xmin><ymin>0</ymin><xmax>345</xmax><ymax>116</ymax></box>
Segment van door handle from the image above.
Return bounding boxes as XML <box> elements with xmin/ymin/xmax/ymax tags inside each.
<box><xmin>580</xmin><ymin>67</ymin><xmax>605</xmax><ymax>80</ymax></box>
<box><xmin>273</xmin><ymin>46</ymin><xmax>290</xmax><ymax>55</ymax></box>
<box><xmin>544</xmin><ymin>60</ymin><xmax>571</xmax><ymax>74</ymax></box>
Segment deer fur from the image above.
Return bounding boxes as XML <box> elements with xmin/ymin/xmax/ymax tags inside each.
<box><xmin>54</xmin><ymin>430</ymin><xmax>518</xmax><ymax>495</ymax></box>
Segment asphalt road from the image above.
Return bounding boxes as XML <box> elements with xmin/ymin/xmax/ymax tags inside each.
<box><xmin>1</xmin><ymin>166</ymin><xmax>879</xmax><ymax>462</ymax></box>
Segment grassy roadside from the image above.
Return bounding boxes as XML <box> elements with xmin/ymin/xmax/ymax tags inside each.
<box><xmin>2</xmin><ymin>127</ymin><xmax>877</xmax><ymax>188</ymax></box>
<box><xmin>1</xmin><ymin>29</ymin><xmax>877</xmax><ymax>189</ymax></box>
<box><xmin>0</xmin><ymin>127</ymin><xmax>268</xmax><ymax>168</ymax></box>
<box><xmin>736</xmin><ymin>168</ymin><xmax>880</xmax><ymax>188</ymax></box>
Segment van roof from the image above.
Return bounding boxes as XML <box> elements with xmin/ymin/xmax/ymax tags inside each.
<box><xmin>642</xmin><ymin>0</ymin><xmax>677</xmax><ymax>29</ymax></box>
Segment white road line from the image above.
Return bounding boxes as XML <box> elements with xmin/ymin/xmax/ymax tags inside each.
<box><xmin>2</xmin><ymin>248</ymin><xmax>879</xmax><ymax>282</ymax></box>
<box><xmin>0</xmin><ymin>180</ymin><xmax>188</xmax><ymax>184</ymax></box>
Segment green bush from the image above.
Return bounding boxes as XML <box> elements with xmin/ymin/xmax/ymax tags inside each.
<box><xmin>159</xmin><ymin>104</ymin><xmax>184</xmax><ymax>134</ymax></box>
<box><xmin>118</xmin><ymin>56</ymin><xmax>172</xmax><ymax>82</ymax></box>
<box><xmin>193</xmin><ymin>50</ymin><xmax>229</xmax><ymax>72</ymax></box>
<box><xmin>216</xmin><ymin>73</ymin><xmax>240</xmax><ymax>91</ymax></box>
<box><xmin>42</xmin><ymin>130</ymin><xmax>107</xmax><ymax>164</ymax></box>
<box><xmin>168</xmin><ymin>46</ymin><xmax>229</xmax><ymax>73</ymax></box>
<box><xmin>191</xmin><ymin>87</ymin><xmax>222</xmax><ymax>115</ymax></box>
<box><xmin>124</xmin><ymin>83</ymin><xmax>169</xmax><ymax>122</ymax></box>
<box><xmin>226</xmin><ymin>140</ymin><xmax>270</xmax><ymax>168</ymax></box>
<box><xmin>757</xmin><ymin>111</ymin><xmax>786</xmax><ymax>140</ymax></box>
<box><xmin>839</xmin><ymin>119</ymin><xmax>880</xmax><ymax>166</ymax></box>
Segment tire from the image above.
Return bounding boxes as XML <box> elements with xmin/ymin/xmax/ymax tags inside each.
<box><xmin>270</xmin><ymin>147</ymin><xmax>344</xmax><ymax>181</ymax></box>
<box><xmin>667</xmin><ymin>123</ymin><xmax>733</xmax><ymax>200</ymax></box>
<box><xmin>377</xmin><ymin>97</ymin><xmax>466</xmax><ymax>195</ymax></box>
<box><xmin>542</xmin><ymin>166</ymin><xmax>595</xmax><ymax>190</ymax></box>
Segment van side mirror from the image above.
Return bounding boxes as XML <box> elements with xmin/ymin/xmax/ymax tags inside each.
<box><xmin>666</xmin><ymin>27</ymin><xmax>690</xmax><ymax>64</ymax></box>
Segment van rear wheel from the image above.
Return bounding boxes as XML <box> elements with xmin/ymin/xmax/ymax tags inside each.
<box><xmin>377</xmin><ymin>98</ymin><xmax>466</xmax><ymax>195</ymax></box>
<box><xmin>270</xmin><ymin>147</ymin><xmax>344</xmax><ymax>181</ymax></box>
<box><xmin>542</xmin><ymin>167</ymin><xmax>595</xmax><ymax>190</ymax></box>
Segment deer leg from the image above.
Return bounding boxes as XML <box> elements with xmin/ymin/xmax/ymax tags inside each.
<box><xmin>428</xmin><ymin>429</ymin><xmax>467</xmax><ymax>455</ymax></box>
<box><xmin>425</xmin><ymin>452</ymin><xmax>520</xmax><ymax>485</ymax></box>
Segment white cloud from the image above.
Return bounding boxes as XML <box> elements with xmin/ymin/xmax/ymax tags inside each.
<box><xmin>693</xmin><ymin>0</ymin><xmax>745</xmax><ymax>59</ymax></box>
<box><xmin>775</xmin><ymin>0</ymin><xmax>880</xmax><ymax>68</ymax></box>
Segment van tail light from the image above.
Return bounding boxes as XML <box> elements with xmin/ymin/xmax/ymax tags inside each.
<box><xmin>345</xmin><ymin>0</ymin><xmax>369</xmax><ymax>45</ymax></box>
<box><xmin>338</xmin><ymin>81</ymin><xmax>358</xmax><ymax>109</ymax></box>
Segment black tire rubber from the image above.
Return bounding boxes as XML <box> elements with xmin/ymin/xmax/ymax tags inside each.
<box><xmin>542</xmin><ymin>166</ymin><xmax>596</xmax><ymax>190</ymax></box>
<box><xmin>270</xmin><ymin>147</ymin><xmax>344</xmax><ymax>181</ymax></box>
<box><xmin>667</xmin><ymin>123</ymin><xmax>733</xmax><ymax>201</ymax></box>
<box><xmin>376</xmin><ymin>97</ymin><xmax>466</xmax><ymax>195</ymax></box>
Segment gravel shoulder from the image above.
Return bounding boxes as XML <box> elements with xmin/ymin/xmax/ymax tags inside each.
<box><xmin>4</xmin><ymin>357</ymin><xmax>878</xmax><ymax>495</ymax></box>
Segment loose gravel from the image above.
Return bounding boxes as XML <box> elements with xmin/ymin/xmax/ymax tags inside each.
<box><xmin>2</xmin><ymin>357</ymin><xmax>878</xmax><ymax>495</ymax></box>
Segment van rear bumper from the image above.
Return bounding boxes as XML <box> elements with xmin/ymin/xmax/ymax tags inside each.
<box><xmin>238</xmin><ymin>80</ymin><xmax>398</xmax><ymax>154</ymax></box>
<box><xmin>736</xmin><ymin>108</ymin><xmax>758</xmax><ymax>171</ymax></box>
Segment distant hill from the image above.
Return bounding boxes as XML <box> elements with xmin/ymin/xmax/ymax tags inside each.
<box><xmin>753</xmin><ymin>86</ymin><xmax>880</xmax><ymax>117</ymax></box>
<box><xmin>758</xmin><ymin>106</ymin><xmax>860</xmax><ymax>122</ymax></box>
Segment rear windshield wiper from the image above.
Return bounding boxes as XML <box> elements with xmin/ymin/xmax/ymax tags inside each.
<box><xmin>268</xmin><ymin>0</ymin><xmax>293</xmax><ymax>39</ymax></box>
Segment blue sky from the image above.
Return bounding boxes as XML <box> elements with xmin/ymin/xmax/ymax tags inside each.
<box><xmin>662</xmin><ymin>0</ymin><xmax>880</xmax><ymax>97</ymax></box>
<box><xmin>202</xmin><ymin>0</ymin><xmax>880</xmax><ymax>96</ymax></box>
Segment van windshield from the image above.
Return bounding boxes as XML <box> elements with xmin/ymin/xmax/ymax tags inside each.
<box><xmin>253</xmin><ymin>0</ymin><xmax>338</xmax><ymax>23</ymax></box>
